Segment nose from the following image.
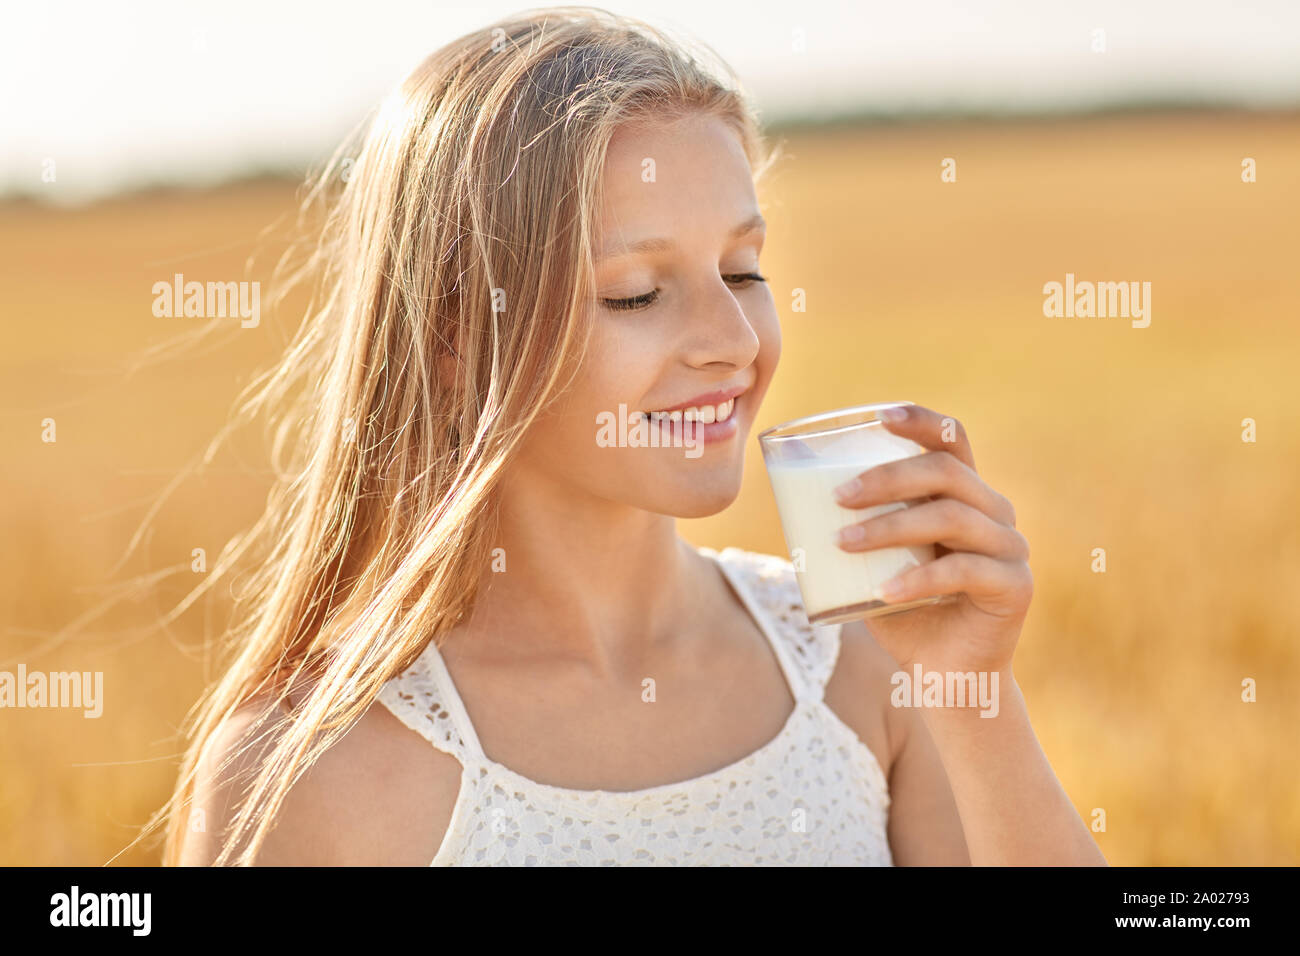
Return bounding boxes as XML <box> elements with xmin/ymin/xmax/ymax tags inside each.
<box><xmin>679</xmin><ymin>275</ymin><xmax>762</xmax><ymax>371</ymax></box>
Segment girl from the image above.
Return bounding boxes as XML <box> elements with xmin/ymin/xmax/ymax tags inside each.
<box><xmin>164</xmin><ymin>6</ymin><xmax>1104</xmax><ymax>866</ymax></box>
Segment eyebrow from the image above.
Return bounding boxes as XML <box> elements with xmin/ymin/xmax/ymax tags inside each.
<box><xmin>596</xmin><ymin>213</ymin><xmax>766</xmax><ymax>261</ymax></box>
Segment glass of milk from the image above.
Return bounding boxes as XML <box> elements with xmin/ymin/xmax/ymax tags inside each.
<box><xmin>759</xmin><ymin>402</ymin><xmax>953</xmax><ymax>624</ymax></box>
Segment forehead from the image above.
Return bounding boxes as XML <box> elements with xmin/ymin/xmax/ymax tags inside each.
<box><xmin>596</xmin><ymin>114</ymin><xmax>757</xmax><ymax>250</ymax></box>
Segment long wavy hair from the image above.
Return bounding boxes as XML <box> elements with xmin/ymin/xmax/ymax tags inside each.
<box><xmin>151</xmin><ymin>6</ymin><xmax>774</xmax><ymax>865</ymax></box>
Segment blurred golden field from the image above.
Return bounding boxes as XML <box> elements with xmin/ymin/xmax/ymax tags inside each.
<box><xmin>2</xmin><ymin>109</ymin><xmax>1297</xmax><ymax>865</ymax></box>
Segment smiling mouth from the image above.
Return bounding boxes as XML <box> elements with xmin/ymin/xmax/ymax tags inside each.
<box><xmin>635</xmin><ymin>396</ymin><xmax>737</xmax><ymax>425</ymax></box>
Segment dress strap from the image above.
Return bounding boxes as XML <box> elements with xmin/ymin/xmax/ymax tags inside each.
<box><xmin>704</xmin><ymin>546</ymin><xmax>842</xmax><ymax>703</ymax></box>
<box><xmin>375</xmin><ymin>638</ymin><xmax>487</xmax><ymax>766</ymax></box>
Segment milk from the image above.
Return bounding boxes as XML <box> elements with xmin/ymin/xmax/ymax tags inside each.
<box><xmin>764</xmin><ymin>426</ymin><xmax>935</xmax><ymax>623</ymax></box>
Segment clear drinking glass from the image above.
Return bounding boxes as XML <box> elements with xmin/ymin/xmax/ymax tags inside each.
<box><xmin>758</xmin><ymin>401</ymin><xmax>955</xmax><ymax>624</ymax></box>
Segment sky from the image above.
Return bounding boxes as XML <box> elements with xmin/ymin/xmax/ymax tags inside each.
<box><xmin>3</xmin><ymin>0</ymin><xmax>1298</xmax><ymax>203</ymax></box>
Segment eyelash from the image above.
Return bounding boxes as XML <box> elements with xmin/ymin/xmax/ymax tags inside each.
<box><xmin>601</xmin><ymin>272</ymin><xmax>768</xmax><ymax>312</ymax></box>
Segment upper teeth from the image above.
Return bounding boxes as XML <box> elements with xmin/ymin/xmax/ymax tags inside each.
<box><xmin>643</xmin><ymin>397</ymin><xmax>735</xmax><ymax>423</ymax></box>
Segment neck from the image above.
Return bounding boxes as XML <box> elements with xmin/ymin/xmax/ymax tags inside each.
<box><xmin>459</xmin><ymin>467</ymin><xmax>708</xmax><ymax>674</ymax></box>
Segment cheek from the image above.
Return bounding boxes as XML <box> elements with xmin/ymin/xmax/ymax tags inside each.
<box><xmin>534</xmin><ymin>322</ymin><xmax>654</xmax><ymax>455</ymax></box>
<box><xmin>519</xmin><ymin>386</ymin><xmax>608</xmax><ymax>483</ymax></box>
<box><xmin>752</xmin><ymin>299</ymin><xmax>782</xmax><ymax>381</ymax></box>
<box><xmin>589</xmin><ymin>317</ymin><xmax>667</xmax><ymax>406</ymax></box>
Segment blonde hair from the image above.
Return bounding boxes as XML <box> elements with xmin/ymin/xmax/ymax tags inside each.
<box><xmin>153</xmin><ymin>5</ymin><xmax>774</xmax><ymax>865</ymax></box>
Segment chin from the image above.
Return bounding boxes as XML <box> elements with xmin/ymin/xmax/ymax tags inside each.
<box><xmin>645</xmin><ymin>457</ymin><xmax>745</xmax><ymax>518</ymax></box>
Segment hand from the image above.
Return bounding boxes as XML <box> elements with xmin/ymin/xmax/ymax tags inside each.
<box><xmin>831</xmin><ymin>403</ymin><xmax>1032</xmax><ymax>679</ymax></box>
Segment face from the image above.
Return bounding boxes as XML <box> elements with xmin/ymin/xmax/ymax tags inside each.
<box><xmin>516</xmin><ymin>112</ymin><xmax>780</xmax><ymax>519</ymax></box>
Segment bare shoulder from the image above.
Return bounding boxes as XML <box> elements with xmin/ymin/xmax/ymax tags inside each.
<box><xmin>175</xmin><ymin>684</ymin><xmax>463</xmax><ymax>866</ymax></box>
<box><xmin>823</xmin><ymin>618</ymin><xmax>906</xmax><ymax>777</ymax></box>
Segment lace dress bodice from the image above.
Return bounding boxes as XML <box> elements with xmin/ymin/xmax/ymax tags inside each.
<box><xmin>374</xmin><ymin>546</ymin><xmax>894</xmax><ymax>865</ymax></box>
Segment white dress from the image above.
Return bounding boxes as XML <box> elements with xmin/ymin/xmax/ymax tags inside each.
<box><xmin>374</xmin><ymin>546</ymin><xmax>894</xmax><ymax>865</ymax></box>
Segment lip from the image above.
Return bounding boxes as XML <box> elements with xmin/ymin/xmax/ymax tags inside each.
<box><xmin>639</xmin><ymin>389</ymin><xmax>748</xmax><ymax>449</ymax></box>
<box><xmin>644</xmin><ymin>383</ymin><xmax>750</xmax><ymax>415</ymax></box>
<box><xmin>644</xmin><ymin>409</ymin><xmax>740</xmax><ymax>447</ymax></box>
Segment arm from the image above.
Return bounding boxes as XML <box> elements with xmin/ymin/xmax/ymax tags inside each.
<box><xmin>830</xmin><ymin>619</ymin><xmax>970</xmax><ymax>864</ymax></box>
<box><xmin>911</xmin><ymin>668</ymin><xmax>1105</xmax><ymax>866</ymax></box>
<box><xmin>830</xmin><ymin>403</ymin><xmax>1106</xmax><ymax>866</ymax></box>
<box><xmin>835</xmin><ymin>619</ymin><xmax>1102</xmax><ymax>866</ymax></box>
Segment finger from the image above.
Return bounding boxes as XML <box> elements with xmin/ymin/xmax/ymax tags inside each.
<box><xmin>874</xmin><ymin>403</ymin><xmax>976</xmax><ymax>471</ymax></box>
<box><xmin>836</xmin><ymin>498</ymin><xmax>1029</xmax><ymax>561</ymax></box>
<box><xmin>880</xmin><ymin>552</ymin><xmax>1033</xmax><ymax>614</ymax></box>
<box><xmin>832</xmin><ymin>450</ymin><xmax>1016</xmax><ymax>527</ymax></box>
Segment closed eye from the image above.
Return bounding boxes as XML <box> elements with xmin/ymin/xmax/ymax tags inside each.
<box><xmin>723</xmin><ymin>272</ymin><xmax>767</xmax><ymax>289</ymax></box>
<box><xmin>600</xmin><ymin>273</ymin><xmax>767</xmax><ymax>313</ymax></box>
<box><xmin>601</xmin><ymin>289</ymin><xmax>659</xmax><ymax>312</ymax></box>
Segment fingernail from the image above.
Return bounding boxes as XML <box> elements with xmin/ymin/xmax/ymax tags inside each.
<box><xmin>832</xmin><ymin>477</ymin><xmax>860</xmax><ymax>502</ymax></box>
<box><xmin>879</xmin><ymin>575</ymin><xmax>906</xmax><ymax>599</ymax></box>
<box><xmin>835</xmin><ymin>525</ymin><xmax>865</xmax><ymax>545</ymax></box>
<box><xmin>879</xmin><ymin>405</ymin><xmax>908</xmax><ymax>422</ymax></box>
